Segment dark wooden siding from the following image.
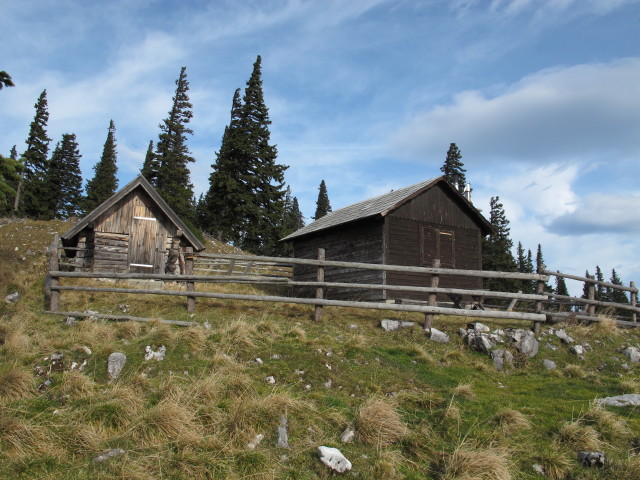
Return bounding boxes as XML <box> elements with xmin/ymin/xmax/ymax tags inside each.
<box><xmin>291</xmin><ymin>219</ymin><xmax>384</xmax><ymax>300</ymax></box>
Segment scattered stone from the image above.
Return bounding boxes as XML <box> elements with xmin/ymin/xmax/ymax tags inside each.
<box><xmin>247</xmin><ymin>434</ymin><xmax>264</xmax><ymax>450</ymax></box>
<box><xmin>380</xmin><ymin>319</ymin><xmax>415</xmax><ymax>331</ymax></box>
<box><xmin>144</xmin><ymin>345</ymin><xmax>166</xmax><ymax>361</ymax></box>
<box><xmin>466</xmin><ymin>332</ymin><xmax>496</xmax><ymax>353</ymax></box>
<box><xmin>277</xmin><ymin>415</ymin><xmax>290</xmax><ymax>449</ymax></box>
<box><xmin>64</xmin><ymin>316</ymin><xmax>77</xmax><ymax>326</ymax></box>
<box><xmin>38</xmin><ymin>378</ymin><xmax>53</xmax><ymax>391</ymax></box>
<box><xmin>512</xmin><ymin>330</ymin><xmax>539</xmax><ymax>357</ymax></box>
<box><xmin>555</xmin><ymin>329</ymin><xmax>574</xmax><ymax>344</ymax></box>
<box><xmin>265</xmin><ymin>376</ymin><xmax>276</xmax><ymax>384</ymax></box>
<box><xmin>490</xmin><ymin>349</ymin><xmax>513</xmax><ymax>372</ymax></box>
<box><xmin>532</xmin><ymin>463</ymin><xmax>545</xmax><ymax>475</ymax></box>
<box><xmin>93</xmin><ymin>448</ymin><xmax>125</xmax><ymax>464</ymax></box>
<box><xmin>467</xmin><ymin>322</ymin><xmax>491</xmax><ymax>333</ymax></box>
<box><xmin>428</xmin><ymin>327</ymin><xmax>450</xmax><ymax>344</ymax></box>
<box><xmin>577</xmin><ymin>450</ymin><xmax>605</xmax><ymax>468</ymax></box>
<box><xmin>271</xmin><ymin>354</ymin><xmax>281</xmax><ymax>360</ymax></box>
<box><xmin>596</xmin><ymin>394</ymin><xmax>640</xmax><ymax>407</ymax></box>
<box><xmin>621</xmin><ymin>363</ymin><xmax>631</xmax><ymax>371</ymax></box>
<box><xmin>570</xmin><ymin>345</ymin><xmax>585</xmax><ymax>356</ymax></box>
<box><xmin>340</xmin><ymin>427</ymin><xmax>355</xmax><ymax>443</ymax></box>
<box><xmin>5</xmin><ymin>292</ymin><xmax>20</xmax><ymax>303</ymax></box>
<box><xmin>294</xmin><ymin>369</ymin><xmax>304</xmax><ymax>375</ymax></box>
<box><xmin>255</xmin><ymin>358</ymin><xmax>264</xmax><ymax>364</ymax></box>
<box><xmin>318</xmin><ymin>446</ymin><xmax>352</xmax><ymax>473</ymax></box>
<box><xmin>80</xmin><ymin>346</ymin><xmax>92</xmax><ymax>355</ymax></box>
<box><xmin>543</xmin><ymin>359</ymin><xmax>557</xmax><ymax>371</ymax></box>
<box><xmin>324</xmin><ymin>379</ymin><xmax>332</xmax><ymax>389</ymax></box>
<box><xmin>203</xmin><ymin>320</ymin><xmax>212</xmax><ymax>330</ymax></box>
<box><xmin>623</xmin><ymin>347</ymin><xmax>640</xmax><ymax>363</ymax></box>
<box><xmin>545</xmin><ymin>343</ymin><xmax>558</xmax><ymax>351</ymax></box>
<box><xmin>349</xmin><ymin>324</ymin><xmax>358</xmax><ymax>329</ymax></box>
<box><xmin>107</xmin><ymin>352</ymin><xmax>127</xmax><ymax>380</ymax></box>
<box><xmin>304</xmin><ymin>384</ymin><xmax>311</xmax><ymax>390</ymax></box>
<box><xmin>117</xmin><ymin>304</ymin><xmax>130</xmax><ymax>313</ymax></box>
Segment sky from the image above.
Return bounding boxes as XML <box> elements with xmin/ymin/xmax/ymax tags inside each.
<box><xmin>1</xmin><ymin>0</ymin><xmax>639</xmax><ymax>295</ymax></box>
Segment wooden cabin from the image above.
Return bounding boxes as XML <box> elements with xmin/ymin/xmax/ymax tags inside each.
<box><xmin>61</xmin><ymin>175</ymin><xmax>205</xmax><ymax>274</ymax></box>
<box><xmin>282</xmin><ymin>176</ymin><xmax>494</xmax><ymax>301</ymax></box>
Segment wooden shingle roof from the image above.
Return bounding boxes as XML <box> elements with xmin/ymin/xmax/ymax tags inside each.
<box><xmin>61</xmin><ymin>174</ymin><xmax>205</xmax><ymax>251</ymax></box>
<box><xmin>282</xmin><ymin>176</ymin><xmax>493</xmax><ymax>241</ymax></box>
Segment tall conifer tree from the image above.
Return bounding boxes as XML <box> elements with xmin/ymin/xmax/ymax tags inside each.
<box><xmin>43</xmin><ymin>134</ymin><xmax>83</xmax><ymax>219</ymax></box>
<box><xmin>84</xmin><ymin>120</ymin><xmax>118</xmax><ymax>213</ymax></box>
<box><xmin>595</xmin><ymin>266</ymin><xmax>605</xmax><ymax>301</ymax></box>
<box><xmin>0</xmin><ymin>154</ymin><xmax>19</xmax><ymax>211</ymax></box>
<box><xmin>141</xmin><ymin>140</ymin><xmax>159</xmax><ymax>186</ymax></box>
<box><xmin>15</xmin><ymin>90</ymin><xmax>51</xmax><ymax>216</ymax></box>
<box><xmin>314</xmin><ymin>179</ymin><xmax>332</xmax><ymax>220</ymax></box>
<box><xmin>482</xmin><ymin>196</ymin><xmax>517</xmax><ymax>292</ymax></box>
<box><xmin>0</xmin><ymin>71</ymin><xmax>14</xmax><ymax>89</ymax></box>
<box><xmin>609</xmin><ymin>269</ymin><xmax>628</xmax><ymax>304</ymax></box>
<box><xmin>155</xmin><ymin>67</ymin><xmax>195</xmax><ymax>222</ymax></box>
<box><xmin>440</xmin><ymin>143</ymin><xmax>466</xmax><ymax>191</ymax></box>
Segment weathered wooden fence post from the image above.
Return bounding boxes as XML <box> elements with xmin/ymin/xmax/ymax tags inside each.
<box><xmin>587</xmin><ymin>275</ymin><xmax>596</xmax><ymax>317</ymax></box>
<box><xmin>45</xmin><ymin>233</ymin><xmax>60</xmax><ymax>312</ymax></box>
<box><xmin>533</xmin><ymin>278</ymin><xmax>546</xmax><ymax>334</ymax></box>
<box><xmin>424</xmin><ymin>259</ymin><xmax>440</xmax><ymax>330</ymax></box>
<box><xmin>314</xmin><ymin>248</ymin><xmax>325</xmax><ymax>321</ymax></box>
<box><xmin>631</xmin><ymin>281</ymin><xmax>637</xmax><ymax>323</ymax></box>
<box><xmin>185</xmin><ymin>247</ymin><xmax>195</xmax><ymax>313</ymax></box>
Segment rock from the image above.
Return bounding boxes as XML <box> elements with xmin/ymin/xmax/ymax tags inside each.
<box><xmin>107</xmin><ymin>352</ymin><xmax>127</xmax><ymax>380</ymax></box>
<box><xmin>532</xmin><ymin>463</ymin><xmax>545</xmax><ymax>474</ymax></box>
<box><xmin>38</xmin><ymin>378</ymin><xmax>54</xmax><ymax>391</ymax></box>
<box><xmin>621</xmin><ymin>363</ymin><xmax>631</xmax><ymax>371</ymax></box>
<box><xmin>265</xmin><ymin>376</ymin><xmax>276</xmax><ymax>384</ymax></box>
<box><xmin>349</xmin><ymin>324</ymin><xmax>358</xmax><ymax>329</ymax></box>
<box><xmin>5</xmin><ymin>292</ymin><xmax>20</xmax><ymax>303</ymax></box>
<box><xmin>276</xmin><ymin>415</ymin><xmax>290</xmax><ymax>448</ymax></box>
<box><xmin>428</xmin><ymin>327</ymin><xmax>450</xmax><ymax>344</ymax></box>
<box><xmin>545</xmin><ymin>343</ymin><xmax>558</xmax><ymax>351</ymax></box>
<box><xmin>270</xmin><ymin>354</ymin><xmax>281</xmax><ymax>360</ymax></box>
<box><xmin>144</xmin><ymin>345</ymin><xmax>166</xmax><ymax>361</ymax></box>
<box><xmin>467</xmin><ymin>332</ymin><xmax>495</xmax><ymax>352</ymax></box>
<box><xmin>543</xmin><ymin>359</ymin><xmax>557</xmax><ymax>370</ymax></box>
<box><xmin>490</xmin><ymin>349</ymin><xmax>513</xmax><ymax>371</ymax></box>
<box><xmin>255</xmin><ymin>358</ymin><xmax>264</xmax><ymax>364</ymax></box>
<box><xmin>577</xmin><ymin>450</ymin><xmax>605</xmax><ymax>468</ymax></box>
<box><xmin>513</xmin><ymin>330</ymin><xmax>539</xmax><ymax>357</ymax></box>
<box><xmin>457</xmin><ymin>328</ymin><xmax>468</xmax><ymax>340</ymax></box>
<box><xmin>318</xmin><ymin>446</ymin><xmax>352</xmax><ymax>473</ymax></box>
<box><xmin>596</xmin><ymin>394</ymin><xmax>640</xmax><ymax>407</ymax></box>
<box><xmin>340</xmin><ymin>427</ymin><xmax>355</xmax><ymax>443</ymax></box>
<box><xmin>247</xmin><ymin>434</ymin><xmax>264</xmax><ymax>449</ymax></box>
<box><xmin>570</xmin><ymin>345</ymin><xmax>585</xmax><ymax>355</ymax></box>
<box><xmin>64</xmin><ymin>316</ymin><xmax>77</xmax><ymax>326</ymax></box>
<box><xmin>467</xmin><ymin>322</ymin><xmax>490</xmax><ymax>333</ymax></box>
<box><xmin>93</xmin><ymin>448</ymin><xmax>125</xmax><ymax>463</ymax></box>
<box><xmin>555</xmin><ymin>329</ymin><xmax>574</xmax><ymax>344</ymax></box>
<box><xmin>203</xmin><ymin>320</ymin><xmax>212</xmax><ymax>330</ymax></box>
<box><xmin>380</xmin><ymin>319</ymin><xmax>415</xmax><ymax>331</ymax></box>
<box><xmin>324</xmin><ymin>379</ymin><xmax>332</xmax><ymax>389</ymax></box>
<box><xmin>623</xmin><ymin>347</ymin><xmax>640</xmax><ymax>363</ymax></box>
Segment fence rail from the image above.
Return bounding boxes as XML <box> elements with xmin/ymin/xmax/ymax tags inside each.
<box><xmin>47</xmin><ymin>238</ymin><xmax>638</xmax><ymax>329</ymax></box>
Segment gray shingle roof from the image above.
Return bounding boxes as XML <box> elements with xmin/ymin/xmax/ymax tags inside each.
<box><xmin>282</xmin><ymin>177</ymin><xmax>444</xmax><ymax>241</ymax></box>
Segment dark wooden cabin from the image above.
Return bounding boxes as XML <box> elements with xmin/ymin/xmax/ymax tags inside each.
<box><xmin>61</xmin><ymin>175</ymin><xmax>204</xmax><ymax>274</ymax></box>
<box><xmin>282</xmin><ymin>176</ymin><xmax>494</xmax><ymax>301</ymax></box>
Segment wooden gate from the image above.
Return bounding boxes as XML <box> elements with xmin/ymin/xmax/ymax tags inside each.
<box><xmin>129</xmin><ymin>203</ymin><xmax>159</xmax><ymax>273</ymax></box>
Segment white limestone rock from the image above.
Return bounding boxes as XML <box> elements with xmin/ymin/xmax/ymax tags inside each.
<box><xmin>490</xmin><ymin>349</ymin><xmax>513</xmax><ymax>372</ymax></box>
<box><xmin>318</xmin><ymin>446</ymin><xmax>352</xmax><ymax>473</ymax></box>
<box><xmin>570</xmin><ymin>345</ymin><xmax>585</xmax><ymax>355</ymax></box>
<box><xmin>247</xmin><ymin>434</ymin><xmax>264</xmax><ymax>450</ymax></box>
<box><xmin>428</xmin><ymin>327</ymin><xmax>450</xmax><ymax>344</ymax></box>
<box><xmin>596</xmin><ymin>394</ymin><xmax>640</xmax><ymax>407</ymax></box>
<box><xmin>107</xmin><ymin>352</ymin><xmax>126</xmax><ymax>380</ymax></box>
<box><xmin>543</xmin><ymin>359</ymin><xmax>557</xmax><ymax>370</ymax></box>
<box><xmin>144</xmin><ymin>345</ymin><xmax>166</xmax><ymax>361</ymax></box>
<box><xmin>467</xmin><ymin>322</ymin><xmax>491</xmax><ymax>333</ymax></box>
<box><xmin>340</xmin><ymin>427</ymin><xmax>355</xmax><ymax>443</ymax></box>
<box><xmin>276</xmin><ymin>415</ymin><xmax>290</xmax><ymax>449</ymax></box>
<box><xmin>623</xmin><ymin>346</ymin><xmax>640</xmax><ymax>363</ymax></box>
<box><xmin>380</xmin><ymin>319</ymin><xmax>415</xmax><ymax>331</ymax></box>
<box><xmin>93</xmin><ymin>448</ymin><xmax>125</xmax><ymax>463</ymax></box>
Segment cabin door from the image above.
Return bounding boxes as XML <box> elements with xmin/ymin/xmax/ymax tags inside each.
<box><xmin>129</xmin><ymin>204</ymin><xmax>159</xmax><ymax>273</ymax></box>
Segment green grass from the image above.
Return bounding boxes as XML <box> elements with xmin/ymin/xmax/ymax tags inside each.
<box><xmin>1</xmin><ymin>218</ymin><xmax>639</xmax><ymax>479</ymax></box>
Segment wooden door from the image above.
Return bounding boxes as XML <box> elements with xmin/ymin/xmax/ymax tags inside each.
<box><xmin>129</xmin><ymin>203</ymin><xmax>159</xmax><ymax>272</ymax></box>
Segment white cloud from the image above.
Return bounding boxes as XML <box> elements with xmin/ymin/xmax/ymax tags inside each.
<box><xmin>392</xmin><ymin>58</ymin><xmax>640</xmax><ymax>166</ymax></box>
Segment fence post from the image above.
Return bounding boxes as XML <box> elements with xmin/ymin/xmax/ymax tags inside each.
<box><xmin>46</xmin><ymin>233</ymin><xmax>60</xmax><ymax>312</ymax></box>
<box><xmin>533</xmin><ymin>278</ymin><xmax>545</xmax><ymax>334</ymax></box>
<box><xmin>185</xmin><ymin>247</ymin><xmax>195</xmax><ymax>313</ymax></box>
<box><xmin>587</xmin><ymin>275</ymin><xmax>596</xmax><ymax>317</ymax></box>
<box><xmin>631</xmin><ymin>281</ymin><xmax>637</xmax><ymax>323</ymax></box>
<box><xmin>424</xmin><ymin>259</ymin><xmax>440</xmax><ymax>330</ymax></box>
<box><xmin>314</xmin><ymin>248</ymin><xmax>325</xmax><ymax>321</ymax></box>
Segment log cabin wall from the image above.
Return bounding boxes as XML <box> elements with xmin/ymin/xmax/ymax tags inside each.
<box><xmin>292</xmin><ymin>219</ymin><xmax>385</xmax><ymax>300</ymax></box>
<box><xmin>385</xmin><ymin>183</ymin><xmax>483</xmax><ymax>300</ymax></box>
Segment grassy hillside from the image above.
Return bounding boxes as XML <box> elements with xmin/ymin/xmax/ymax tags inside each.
<box><xmin>1</xmin><ymin>218</ymin><xmax>639</xmax><ymax>479</ymax></box>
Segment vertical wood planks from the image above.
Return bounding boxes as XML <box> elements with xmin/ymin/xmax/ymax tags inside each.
<box><xmin>186</xmin><ymin>247</ymin><xmax>195</xmax><ymax>312</ymax></box>
<box><xmin>314</xmin><ymin>248</ymin><xmax>325</xmax><ymax>321</ymax></box>
<box><xmin>424</xmin><ymin>258</ymin><xmax>440</xmax><ymax>330</ymax></box>
<box><xmin>46</xmin><ymin>233</ymin><xmax>60</xmax><ymax>312</ymax></box>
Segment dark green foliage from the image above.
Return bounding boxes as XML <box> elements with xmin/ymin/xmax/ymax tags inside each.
<box><xmin>0</xmin><ymin>154</ymin><xmax>19</xmax><ymax>210</ymax></box>
<box><xmin>440</xmin><ymin>142</ymin><xmax>466</xmax><ymax>191</ymax></box>
<box><xmin>42</xmin><ymin>133</ymin><xmax>84</xmax><ymax>219</ymax></box>
<box><xmin>203</xmin><ymin>56</ymin><xmax>288</xmax><ymax>255</ymax></box>
<box><xmin>83</xmin><ymin>120</ymin><xmax>118</xmax><ymax>214</ymax></box>
<box><xmin>595</xmin><ymin>266</ymin><xmax>605</xmax><ymax>301</ymax></box>
<box><xmin>155</xmin><ymin>67</ymin><xmax>195</xmax><ymax>222</ymax></box>
<box><xmin>0</xmin><ymin>71</ymin><xmax>14</xmax><ymax>89</ymax></box>
<box><xmin>141</xmin><ymin>140</ymin><xmax>159</xmax><ymax>187</ymax></box>
<box><xmin>536</xmin><ymin>244</ymin><xmax>553</xmax><ymax>292</ymax></box>
<box><xmin>609</xmin><ymin>269</ymin><xmax>628</xmax><ymax>305</ymax></box>
<box><xmin>17</xmin><ymin>90</ymin><xmax>52</xmax><ymax>217</ymax></box>
<box><xmin>482</xmin><ymin>196</ymin><xmax>517</xmax><ymax>292</ymax></box>
<box><xmin>280</xmin><ymin>187</ymin><xmax>305</xmax><ymax>256</ymax></box>
<box><xmin>554</xmin><ymin>271</ymin><xmax>570</xmax><ymax>310</ymax></box>
<box><xmin>582</xmin><ymin>270</ymin><xmax>591</xmax><ymax>301</ymax></box>
<box><xmin>313</xmin><ymin>179</ymin><xmax>332</xmax><ymax>220</ymax></box>
<box><xmin>516</xmin><ymin>242</ymin><xmax>533</xmax><ymax>294</ymax></box>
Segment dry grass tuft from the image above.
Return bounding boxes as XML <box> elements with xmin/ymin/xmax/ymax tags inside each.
<box><xmin>144</xmin><ymin>321</ymin><xmax>176</xmax><ymax>346</ymax></box>
<box><xmin>286</xmin><ymin>325</ymin><xmax>307</xmax><ymax>341</ymax></box>
<box><xmin>494</xmin><ymin>409</ymin><xmax>532</xmax><ymax>435</ymax></box>
<box><xmin>373</xmin><ymin>449</ymin><xmax>405</xmax><ymax>480</ymax></box>
<box><xmin>533</xmin><ymin>445</ymin><xmax>572</xmax><ymax>480</ymax></box>
<box><xmin>356</xmin><ymin>397</ymin><xmax>409</xmax><ymax>447</ymax></box>
<box><xmin>452</xmin><ymin>383</ymin><xmax>475</xmax><ymax>400</ymax></box>
<box><xmin>115</xmin><ymin>320</ymin><xmax>142</xmax><ymax>339</ymax></box>
<box><xmin>441</xmin><ymin>445</ymin><xmax>512</xmax><ymax>480</ymax></box>
<box><xmin>617</xmin><ymin>455</ymin><xmax>640</xmax><ymax>480</ymax></box>
<box><xmin>0</xmin><ymin>325</ymin><xmax>31</xmax><ymax>358</ymax></box>
<box><xmin>84</xmin><ymin>385</ymin><xmax>144</xmax><ymax>430</ymax></box>
<box><xmin>557</xmin><ymin>420</ymin><xmax>601</xmax><ymax>451</ymax></box>
<box><xmin>584</xmin><ymin>402</ymin><xmax>629</xmax><ymax>438</ymax></box>
<box><xmin>0</xmin><ymin>413</ymin><xmax>62</xmax><ymax>459</ymax></box>
<box><xmin>563</xmin><ymin>364</ymin><xmax>587</xmax><ymax>379</ymax></box>
<box><xmin>179</xmin><ymin>326</ymin><xmax>209</xmax><ymax>352</ymax></box>
<box><xmin>619</xmin><ymin>379</ymin><xmax>639</xmax><ymax>394</ymax></box>
<box><xmin>0</xmin><ymin>366</ymin><xmax>34</xmax><ymax>400</ymax></box>
<box><xmin>63</xmin><ymin>423</ymin><xmax>105</xmax><ymax>453</ymax></box>
<box><xmin>409</xmin><ymin>343</ymin><xmax>435</xmax><ymax>364</ymax></box>
<box><xmin>594</xmin><ymin>315</ymin><xmax>620</xmax><ymax>334</ymax></box>
<box><xmin>61</xmin><ymin>370</ymin><xmax>96</xmax><ymax>398</ymax></box>
<box><xmin>138</xmin><ymin>394</ymin><xmax>203</xmax><ymax>445</ymax></box>
<box><xmin>222</xmin><ymin>318</ymin><xmax>260</xmax><ymax>349</ymax></box>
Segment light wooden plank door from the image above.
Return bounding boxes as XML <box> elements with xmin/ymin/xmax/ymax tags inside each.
<box><xmin>129</xmin><ymin>202</ymin><xmax>159</xmax><ymax>273</ymax></box>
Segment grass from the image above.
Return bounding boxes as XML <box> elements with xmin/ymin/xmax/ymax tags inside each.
<box><xmin>0</xmin><ymin>218</ymin><xmax>639</xmax><ymax>478</ymax></box>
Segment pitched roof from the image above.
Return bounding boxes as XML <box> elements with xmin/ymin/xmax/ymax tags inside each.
<box><xmin>61</xmin><ymin>174</ymin><xmax>205</xmax><ymax>251</ymax></box>
<box><xmin>282</xmin><ymin>176</ymin><xmax>493</xmax><ymax>241</ymax></box>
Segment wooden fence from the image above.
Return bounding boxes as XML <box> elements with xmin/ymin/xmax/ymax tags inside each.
<box><xmin>45</xmin><ymin>237</ymin><xmax>639</xmax><ymax>330</ymax></box>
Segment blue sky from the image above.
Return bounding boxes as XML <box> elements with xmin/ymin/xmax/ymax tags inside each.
<box><xmin>1</xmin><ymin>0</ymin><xmax>639</xmax><ymax>294</ymax></box>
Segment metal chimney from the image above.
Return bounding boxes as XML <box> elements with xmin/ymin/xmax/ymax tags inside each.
<box><xmin>464</xmin><ymin>183</ymin><xmax>472</xmax><ymax>202</ymax></box>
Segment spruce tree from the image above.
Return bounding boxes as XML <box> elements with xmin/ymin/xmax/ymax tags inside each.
<box><xmin>141</xmin><ymin>140</ymin><xmax>159</xmax><ymax>186</ymax></box>
<box><xmin>515</xmin><ymin>242</ymin><xmax>533</xmax><ymax>293</ymax></box>
<box><xmin>595</xmin><ymin>266</ymin><xmax>605</xmax><ymax>301</ymax></box>
<box><xmin>84</xmin><ymin>120</ymin><xmax>118</xmax><ymax>213</ymax></box>
<box><xmin>555</xmin><ymin>271</ymin><xmax>570</xmax><ymax>310</ymax></box>
<box><xmin>535</xmin><ymin>244</ymin><xmax>553</xmax><ymax>292</ymax></box>
<box><xmin>43</xmin><ymin>134</ymin><xmax>84</xmax><ymax>219</ymax></box>
<box><xmin>0</xmin><ymin>154</ymin><xmax>19</xmax><ymax>211</ymax></box>
<box><xmin>482</xmin><ymin>196</ymin><xmax>517</xmax><ymax>292</ymax></box>
<box><xmin>314</xmin><ymin>179</ymin><xmax>332</xmax><ymax>220</ymax></box>
<box><xmin>609</xmin><ymin>269</ymin><xmax>629</xmax><ymax>304</ymax></box>
<box><xmin>440</xmin><ymin>142</ymin><xmax>466</xmax><ymax>191</ymax></box>
<box><xmin>280</xmin><ymin>187</ymin><xmax>305</xmax><ymax>256</ymax></box>
<box><xmin>15</xmin><ymin>90</ymin><xmax>51</xmax><ymax>217</ymax></box>
<box><xmin>155</xmin><ymin>67</ymin><xmax>195</xmax><ymax>222</ymax></box>
<box><xmin>0</xmin><ymin>71</ymin><xmax>14</xmax><ymax>89</ymax></box>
